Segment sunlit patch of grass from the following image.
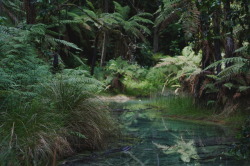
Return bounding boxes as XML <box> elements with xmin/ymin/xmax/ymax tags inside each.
<box><xmin>149</xmin><ymin>96</ymin><xmax>249</xmax><ymax>127</ymax></box>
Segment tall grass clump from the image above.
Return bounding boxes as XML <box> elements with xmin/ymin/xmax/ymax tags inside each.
<box><xmin>41</xmin><ymin>69</ymin><xmax>117</xmax><ymax>150</ymax></box>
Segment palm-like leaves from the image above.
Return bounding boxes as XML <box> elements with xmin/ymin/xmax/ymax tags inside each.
<box><xmin>155</xmin><ymin>0</ymin><xmax>199</xmax><ymax>39</ymax></box>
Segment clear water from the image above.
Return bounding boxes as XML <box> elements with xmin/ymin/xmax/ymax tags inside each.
<box><xmin>61</xmin><ymin>99</ymin><xmax>249</xmax><ymax>166</ymax></box>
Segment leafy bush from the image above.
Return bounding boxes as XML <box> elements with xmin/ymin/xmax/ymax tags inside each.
<box><xmin>96</xmin><ymin>57</ymin><xmax>150</xmax><ymax>95</ymax></box>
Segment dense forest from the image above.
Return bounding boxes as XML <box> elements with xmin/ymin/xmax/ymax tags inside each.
<box><xmin>0</xmin><ymin>0</ymin><xmax>250</xmax><ymax>165</ymax></box>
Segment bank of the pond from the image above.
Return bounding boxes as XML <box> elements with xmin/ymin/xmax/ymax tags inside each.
<box><xmin>148</xmin><ymin>96</ymin><xmax>249</xmax><ymax>129</ymax></box>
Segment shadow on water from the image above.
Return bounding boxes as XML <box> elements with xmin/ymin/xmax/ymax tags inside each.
<box><xmin>60</xmin><ymin>99</ymin><xmax>250</xmax><ymax>166</ymax></box>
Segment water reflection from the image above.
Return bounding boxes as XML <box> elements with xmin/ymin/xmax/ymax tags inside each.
<box><xmin>61</xmin><ymin>99</ymin><xmax>249</xmax><ymax>166</ymax></box>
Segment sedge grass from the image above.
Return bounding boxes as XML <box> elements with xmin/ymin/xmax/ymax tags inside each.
<box><xmin>149</xmin><ymin>96</ymin><xmax>214</xmax><ymax>119</ymax></box>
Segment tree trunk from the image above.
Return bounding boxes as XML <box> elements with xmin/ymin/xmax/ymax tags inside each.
<box><xmin>104</xmin><ymin>0</ymin><xmax>109</xmax><ymax>12</ymax></box>
<box><xmin>23</xmin><ymin>0</ymin><xmax>36</xmax><ymax>24</ymax></box>
<box><xmin>100</xmin><ymin>31</ymin><xmax>108</xmax><ymax>66</ymax></box>
<box><xmin>212</xmin><ymin>8</ymin><xmax>222</xmax><ymax>73</ymax></box>
<box><xmin>153</xmin><ymin>26</ymin><xmax>159</xmax><ymax>53</ymax></box>
<box><xmin>200</xmin><ymin>14</ymin><xmax>213</xmax><ymax>70</ymax></box>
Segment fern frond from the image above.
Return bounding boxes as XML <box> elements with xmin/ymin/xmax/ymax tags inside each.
<box><xmin>53</xmin><ymin>39</ymin><xmax>82</xmax><ymax>51</ymax></box>
<box><xmin>46</xmin><ymin>20</ymin><xmax>82</xmax><ymax>28</ymax></box>
<box><xmin>136</xmin><ymin>13</ymin><xmax>153</xmax><ymax>18</ymax></box>
<box><xmin>113</xmin><ymin>1</ymin><xmax>130</xmax><ymax>19</ymax></box>
<box><xmin>204</xmin><ymin>57</ymin><xmax>249</xmax><ymax>71</ymax></box>
<box><xmin>129</xmin><ymin>15</ymin><xmax>154</xmax><ymax>25</ymax></box>
<box><xmin>234</xmin><ymin>45</ymin><xmax>248</xmax><ymax>53</ymax></box>
<box><xmin>218</xmin><ymin>63</ymin><xmax>245</xmax><ymax>80</ymax></box>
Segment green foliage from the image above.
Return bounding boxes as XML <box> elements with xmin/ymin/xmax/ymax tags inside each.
<box><xmin>0</xmin><ymin>22</ymin><xmax>117</xmax><ymax>165</ymax></box>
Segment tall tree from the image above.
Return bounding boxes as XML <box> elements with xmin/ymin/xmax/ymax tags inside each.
<box><xmin>100</xmin><ymin>0</ymin><xmax>110</xmax><ymax>66</ymax></box>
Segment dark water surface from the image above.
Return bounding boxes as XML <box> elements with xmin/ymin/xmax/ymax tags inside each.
<box><xmin>61</xmin><ymin>99</ymin><xmax>249</xmax><ymax>166</ymax></box>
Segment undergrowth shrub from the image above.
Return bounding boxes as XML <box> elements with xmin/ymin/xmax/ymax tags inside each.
<box><xmin>97</xmin><ymin>46</ymin><xmax>201</xmax><ymax>96</ymax></box>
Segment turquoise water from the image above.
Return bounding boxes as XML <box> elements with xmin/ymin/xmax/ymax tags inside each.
<box><xmin>61</xmin><ymin>100</ymin><xmax>249</xmax><ymax>166</ymax></box>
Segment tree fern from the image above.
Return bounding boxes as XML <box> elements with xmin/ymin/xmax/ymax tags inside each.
<box><xmin>155</xmin><ymin>0</ymin><xmax>199</xmax><ymax>39</ymax></box>
<box><xmin>110</xmin><ymin>2</ymin><xmax>153</xmax><ymax>40</ymax></box>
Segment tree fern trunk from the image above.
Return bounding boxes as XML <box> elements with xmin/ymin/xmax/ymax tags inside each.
<box><xmin>23</xmin><ymin>0</ymin><xmax>36</xmax><ymax>24</ymax></box>
<box><xmin>223</xmin><ymin>0</ymin><xmax>235</xmax><ymax>67</ymax></box>
<box><xmin>91</xmin><ymin>36</ymin><xmax>99</xmax><ymax>75</ymax></box>
<box><xmin>200</xmin><ymin>13</ymin><xmax>213</xmax><ymax>70</ymax></box>
<box><xmin>212</xmin><ymin>8</ymin><xmax>222</xmax><ymax>73</ymax></box>
<box><xmin>153</xmin><ymin>26</ymin><xmax>159</xmax><ymax>53</ymax></box>
<box><xmin>104</xmin><ymin>0</ymin><xmax>109</xmax><ymax>12</ymax></box>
